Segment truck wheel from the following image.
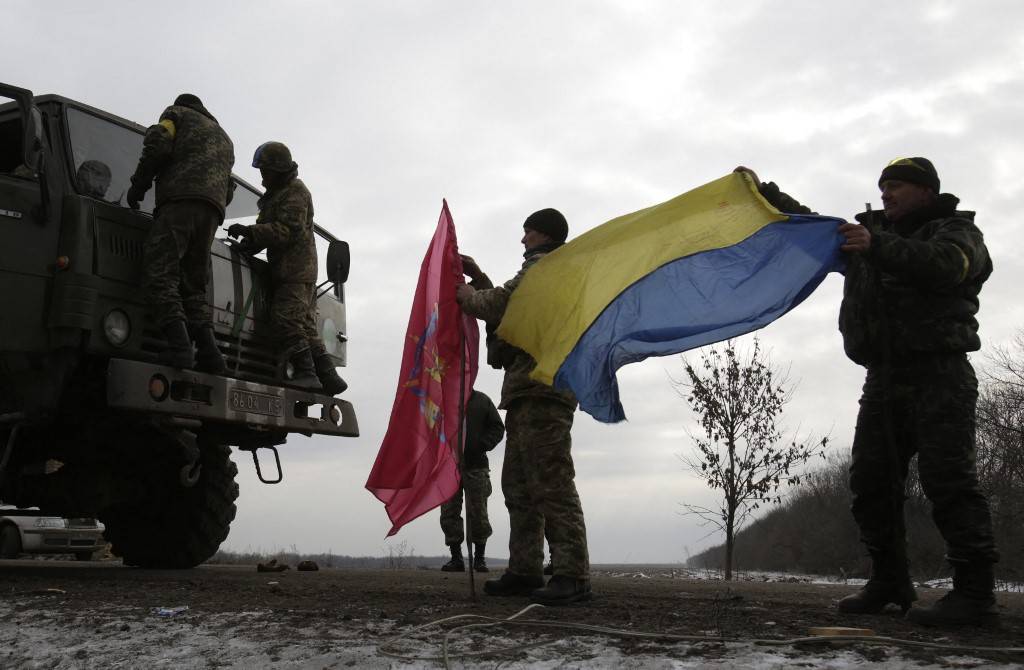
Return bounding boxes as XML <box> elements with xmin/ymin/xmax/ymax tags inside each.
<box><xmin>104</xmin><ymin>442</ymin><xmax>239</xmax><ymax>568</ymax></box>
<box><xmin>0</xmin><ymin>524</ymin><xmax>22</xmax><ymax>559</ymax></box>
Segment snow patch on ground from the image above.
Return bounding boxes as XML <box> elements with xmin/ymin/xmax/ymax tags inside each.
<box><xmin>0</xmin><ymin>568</ymin><xmax>1016</xmax><ymax>668</ymax></box>
<box><xmin>0</xmin><ymin>598</ymin><xmax>1005</xmax><ymax>669</ymax></box>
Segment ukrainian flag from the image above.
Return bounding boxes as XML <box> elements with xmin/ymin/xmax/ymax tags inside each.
<box><xmin>495</xmin><ymin>172</ymin><xmax>847</xmax><ymax>423</ymax></box>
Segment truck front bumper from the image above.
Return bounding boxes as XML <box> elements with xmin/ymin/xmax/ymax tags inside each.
<box><xmin>105</xmin><ymin>358</ymin><xmax>359</xmax><ymax>438</ymax></box>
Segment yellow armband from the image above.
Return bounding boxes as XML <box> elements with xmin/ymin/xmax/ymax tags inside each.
<box><xmin>159</xmin><ymin>119</ymin><xmax>176</xmax><ymax>139</ymax></box>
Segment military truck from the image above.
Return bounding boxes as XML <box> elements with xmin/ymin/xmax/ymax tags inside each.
<box><xmin>0</xmin><ymin>83</ymin><xmax>358</xmax><ymax>567</ymax></box>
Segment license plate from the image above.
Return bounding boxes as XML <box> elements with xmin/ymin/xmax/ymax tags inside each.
<box><xmin>229</xmin><ymin>388</ymin><xmax>283</xmax><ymax>417</ymax></box>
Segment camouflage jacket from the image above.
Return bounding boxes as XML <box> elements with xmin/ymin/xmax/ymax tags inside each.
<box><xmin>248</xmin><ymin>171</ymin><xmax>318</xmax><ymax>284</ymax></box>
<box><xmin>462</xmin><ymin>390</ymin><xmax>505</xmax><ymax>470</ymax></box>
<box><xmin>130</xmin><ymin>102</ymin><xmax>235</xmax><ymax>214</ymax></box>
<box><xmin>757</xmin><ymin>181</ymin><xmax>815</xmax><ymax>216</ymax></box>
<box><xmin>841</xmin><ymin>193</ymin><xmax>991</xmax><ymax>366</ymax></box>
<box><xmin>757</xmin><ymin>183</ymin><xmax>991</xmax><ymax>366</ymax></box>
<box><xmin>460</xmin><ymin>245</ymin><xmax>578</xmax><ymax>410</ymax></box>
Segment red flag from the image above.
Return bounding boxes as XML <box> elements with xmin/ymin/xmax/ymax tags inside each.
<box><xmin>365</xmin><ymin>200</ymin><xmax>480</xmax><ymax>536</ymax></box>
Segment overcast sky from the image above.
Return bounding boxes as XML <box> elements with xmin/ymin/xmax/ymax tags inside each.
<box><xmin>8</xmin><ymin>1</ymin><xmax>1024</xmax><ymax>564</ymax></box>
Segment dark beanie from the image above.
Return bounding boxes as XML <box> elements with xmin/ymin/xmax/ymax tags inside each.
<box><xmin>878</xmin><ymin>157</ymin><xmax>940</xmax><ymax>193</ymax></box>
<box><xmin>174</xmin><ymin>93</ymin><xmax>204</xmax><ymax>108</ymax></box>
<box><xmin>173</xmin><ymin>93</ymin><xmax>217</xmax><ymax>122</ymax></box>
<box><xmin>523</xmin><ymin>208</ymin><xmax>568</xmax><ymax>243</ymax></box>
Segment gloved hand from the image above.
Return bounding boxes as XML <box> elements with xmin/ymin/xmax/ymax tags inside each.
<box><xmin>227</xmin><ymin>223</ymin><xmax>250</xmax><ymax>239</ymax></box>
<box><xmin>126</xmin><ymin>184</ymin><xmax>147</xmax><ymax>210</ymax></box>
<box><xmin>460</xmin><ymin>254</ymin><xmax>484</xmax><ymax>280</ymax></box>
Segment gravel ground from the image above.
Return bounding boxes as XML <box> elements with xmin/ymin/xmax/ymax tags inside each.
<box><xmin>0</xmin><ymin>560</ymin><xmax>1022</xmax><ymax>668</ymax></box>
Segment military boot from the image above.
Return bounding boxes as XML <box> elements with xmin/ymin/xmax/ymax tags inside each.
<box><xmin>158</xmin><ymin>319</ymin><xmax>194</xmax><ymax>369</ymax></box>
<box><xmin>483</xmin><ymin>571</ymin><xmax>544</xmax><ymax>596</ymax></box>
<box><xmin>838</xmin><ymin>553</ymin><xmax>917</xmax><ymax>614</ymax></box>
<box><xmin>193</xmin><ymin>325</ymin><xmax>227</xmax><ymax>375</ymax></box>
<box><xmin>907</xmin><ymin>560</ymin><xmax>1000</xmax><ymax>628</ymax></box>
<box><xmin>314</xmin><ymin>353</ymin><xmax>348</xmax><ymax>395</ymax></box>
<box><xmin>531</xmin><ymin>575</ymin><xmax>593</xmax><ymax>606</ymax></box>
<box><xmin>441</xmin><ymin>545</ymin><xmax>464</xmax><ymax>572</ymax></box>
<box><xmin>473</xmin><ymin>543</ymin><xmax>488</xmax><ymax>572</ymax></box>
<box><xmin>288</xmin><ymin>349</ymin><xmax>323</xmax><ymax>391</ymax></box>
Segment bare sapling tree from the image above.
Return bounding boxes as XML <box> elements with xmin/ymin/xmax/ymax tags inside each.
<box><xmin>674</xmin><ymin>337</ymin><xmax>828</xmax><ymax>580</ymax></box>
<box><xmin>974</xmin><ymin>330</ymin><xmax>1024</xmax><ymax>573</ymax></box>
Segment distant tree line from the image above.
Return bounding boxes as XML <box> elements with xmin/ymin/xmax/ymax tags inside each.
<box><xmin>688</xmin><ymin>332</ymin><xmax>1024</xmax><ymax>585</ymax></box>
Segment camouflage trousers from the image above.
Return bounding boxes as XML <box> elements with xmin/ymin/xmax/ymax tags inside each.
<box><xmin>271</xmin><ymin>282</ymin><xmax>327</xmax><ymax>359</ymax></box>
<box><xmin>439</xmin><ymin>467</ymin><xmax>493</xmax><ymax>547</ymax></box>
<box><xmin>503</xmin><ymin>396</ymin><xmax>589</xmax><ymax>579</ymax></box>
<box><xmin>141</xmin><ymin>199</ymin><xmax>220</xmax><ymax>331</ymax></box>
<box><xmin>850</xmin><ymin>353</ymin><xmax>999</xmax><ymax>563</ymax></box>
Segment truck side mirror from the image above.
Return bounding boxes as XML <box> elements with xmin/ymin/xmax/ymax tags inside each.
<box><xmin>326</xmin><ymin>240</ymin><xmax>350</xmax><ymax>285</ymax></box>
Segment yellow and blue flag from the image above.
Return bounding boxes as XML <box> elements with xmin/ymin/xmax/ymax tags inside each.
<box><xmin>495</xmin><ymin>172</ymin><xmax>847</xmax><ymax>423</ymax></box>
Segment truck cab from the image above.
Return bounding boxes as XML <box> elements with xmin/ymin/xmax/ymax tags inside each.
<box><xmin>0</xmin><ymin>83</ymin><xmax>358</xmax><ymax>567</ymax></box>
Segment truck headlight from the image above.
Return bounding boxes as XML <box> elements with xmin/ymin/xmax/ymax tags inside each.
<box><xmin>328</xmin><ymin>403</ymin><xmax>342</xmax><ymax>426</ymax></box>
<box><xmin>103</xmin><ymin>310</ymin><xmax>131</xmax><ymax>346</ymax></box>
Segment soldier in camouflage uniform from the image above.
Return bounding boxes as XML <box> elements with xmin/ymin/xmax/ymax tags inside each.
<box><xmin>227</xmin><ymin>142</ymin><xmax>346</xmax><ymax>394</ymax></box>
<box><xmin>739</xmin><ymin>159</ymin><xmax>998</xmax><ymax>627</ymax></box>
<box><xmin>456</xmin><ymin>208</ymin><xmax>592</xmax><ymax>606</ymax></box>
<box><xmin>439</xmin><ymin>389</ymin><xmax>505</xmax><ymax>573</ymax></box>
<box><xmin>128</xmin><ymin>93</ymin><xmax>234</xmax><ymax>375</ymax></box>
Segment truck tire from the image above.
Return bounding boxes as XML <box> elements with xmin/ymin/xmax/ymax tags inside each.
<box><xmin>0</xmin><ymin>524</ymin><xmax>22</xmax><ymax>559</ymax></box>
<box><xmin>104</xmin><ymin>442</ymin><xmax>239</xmax><ymax>568</ymax></box>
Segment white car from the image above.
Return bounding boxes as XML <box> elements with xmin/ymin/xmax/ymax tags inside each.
<box><xmin>0</xmin><ymin>509</ymin><xmax>107</xmax><ymax>561</ymax></box>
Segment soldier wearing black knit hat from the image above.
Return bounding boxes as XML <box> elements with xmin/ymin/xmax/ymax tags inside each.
<box><xmin>128</xmin><ymin>93</ymin><xmax>235</xmax><ymax>375</ymax></box>
<box><xmin>454</xmin><ymin>207</ymin><xmax>592</xmax><ymax>606</ymax></box>
<box><xmin>738</xmin><ymin>158</ymin><xmax>998</xmax><ymax>628</ymax></box>
<box><xmin>523</xmin><ymin>208</ymin><xmax>568</xmax><ymax>243</ymax></box>
<box><xmin>873</xmin><ymin>157</ymin><xmax>941</xmax><ymax>223</ymax></box>
<box><xmin>877</xmin><ymin>156</ymin><xmax>939</xmax><ymax>193</ymax></box>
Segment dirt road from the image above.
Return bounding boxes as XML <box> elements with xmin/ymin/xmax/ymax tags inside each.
<box><xmin>0</xmin><ymin>560</ymin><xmax>1021</xmax><ymax>668</ymax></box>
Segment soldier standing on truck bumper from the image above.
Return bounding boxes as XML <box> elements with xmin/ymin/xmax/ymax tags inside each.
<box><xmin>127</xmin><ymin>93</ymin><xmax>234</xmax><ymax>375</ymax></box>
<box><xmin>226</xmin><ymin>142</ymin><xmax>346</xmax><ymax>394</ymax></box>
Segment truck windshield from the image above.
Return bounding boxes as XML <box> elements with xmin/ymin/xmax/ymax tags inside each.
<box><xmin>65</xmin><ymin>105</ymin><xmax>261</xmax><ymax>224</ymax></box>
<box><xmin>63</xmin><ymin>105</ymin><xmax>333</xmax><ymax>283</ymax></box>
<box><xmin>66</xmin><ymin>107</ymin><xmax>143</xmax><ymax>208</ymax></box>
